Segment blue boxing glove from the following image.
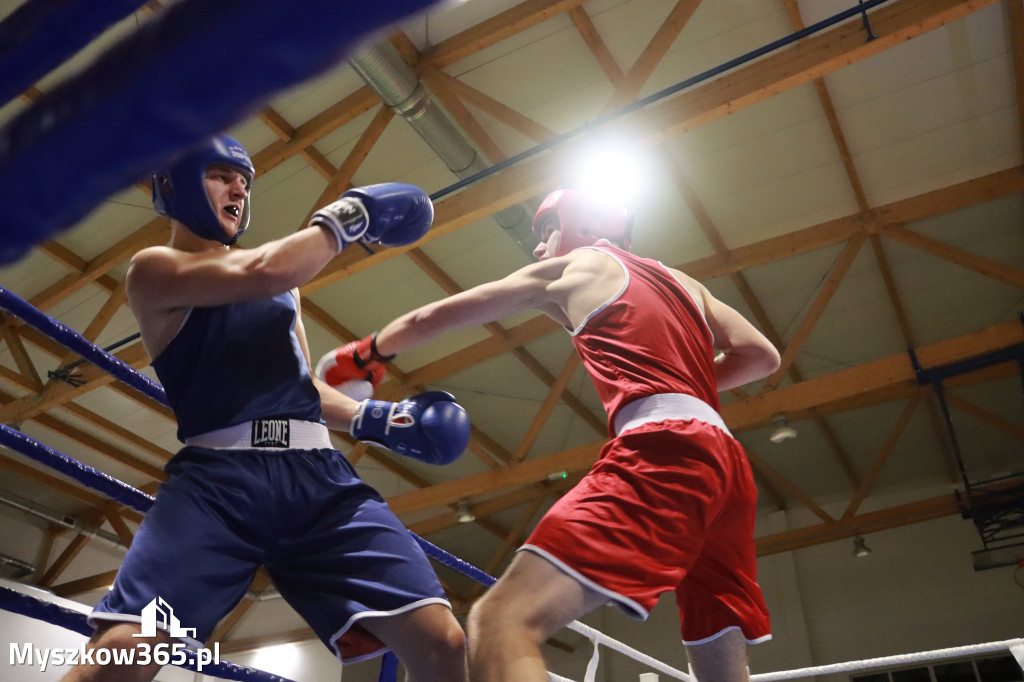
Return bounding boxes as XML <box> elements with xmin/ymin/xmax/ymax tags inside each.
<box><xmin>351</xmin><ymin>391</ymin><xmax>469</xmax><ymax>465</ymax></box>
<box><xmin>311</xmin><ymin>183</ymin><xmax>433</xmax><ymax>253</ymax></box>
<box><xmin>346</xmin><ymin>183</ymin><xmax>434</xmax><ymax>246</ymax></box>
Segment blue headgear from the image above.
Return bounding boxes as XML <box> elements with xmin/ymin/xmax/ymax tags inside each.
<box><xmin>152</xmin><ymin>135</ymin><xmax>255</xmax><ymax>244</ymax></box>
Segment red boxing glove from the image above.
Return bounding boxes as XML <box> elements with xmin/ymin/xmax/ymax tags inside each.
<box><xmin>314</xmin><ymin>333</ymin><xmax>394</xmax><ymax>400</ymax></box>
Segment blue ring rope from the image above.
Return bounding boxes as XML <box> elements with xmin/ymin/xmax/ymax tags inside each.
<box><xmin>0</xmin><ymin>285</ymin><xmax>168</xmax><ymax>407</ymax></box>
<box><xmin>0</xmin><ymin>422</ymin><xmax>154</xmax><ymax>513</ymax></box>
<box><xmin>0</xmin><ymin>586</ymin><xmax>298</xmax><ymax>682</ymax></box>
<box><xmin>0</xmin><ymin>0</ymin><xmax>440</xmax><ymax>265</ymax></box>
<box><xmin>0</xmin><ymin>0</ymin><xmax>148</xmax><ymax>107</ymax></box>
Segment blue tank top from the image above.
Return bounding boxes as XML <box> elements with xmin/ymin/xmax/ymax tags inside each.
<box><xmin>151</xmin><ymin>292</ymin><xmax>322</xmax><ymax>441</ymax></box>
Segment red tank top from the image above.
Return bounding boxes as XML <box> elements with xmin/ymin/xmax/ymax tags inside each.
<box><xmin>569</xmin><ymin>246</ymin><xmax>718</xmax><ymax>434</ymax></box>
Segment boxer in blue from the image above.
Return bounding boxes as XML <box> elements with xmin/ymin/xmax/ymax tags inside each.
<box><xmin>61</xmin><ymin>135</ymin><xmax>470</xmax><ymax>682</ymax></box>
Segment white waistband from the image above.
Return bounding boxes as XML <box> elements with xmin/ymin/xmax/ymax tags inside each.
<box><xmin>613</xmin><ymin>394</ymin><xmax>731</xmax><ymax>438</ymax></box>
<box><xmin>184</xmin><ymin>419</ymin><xmax>333</xmax><ymax>450</ymax></box>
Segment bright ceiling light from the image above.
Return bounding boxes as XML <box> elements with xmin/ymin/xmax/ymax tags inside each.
<box><xmin>852</xmin><ymin>536</ymin><xmax>872</xmax><ymax>558</ymax></box>
<box><xmin>455</xmin><ymin>499</ymin><xmax>476</xmax><ymax>523</ymax></box>
<box><xmin>573</xmin><ymin>142</ymin><xmax>644</xmax><ymax>202</ymax></box>
<box><xmin>769</xmin><ymin>414</ymin><xmax>797</xmax><ymax>444</ymax></box>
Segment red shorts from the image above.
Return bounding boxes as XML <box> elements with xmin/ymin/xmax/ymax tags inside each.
<box><xmin>522</xmin><ymin>419</ymin><xmax>770</xmax><ymax>644</ymax></box>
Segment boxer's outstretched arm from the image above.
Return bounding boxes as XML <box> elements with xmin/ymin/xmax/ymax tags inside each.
<box><xmin>375</xmin><ymin>256</ymin><xmax>574</xmax><ymax>356</ymax></box>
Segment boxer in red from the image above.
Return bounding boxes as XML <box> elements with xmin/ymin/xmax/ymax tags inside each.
<box><xmin>319</xmin><ymin>188</ymin><xmax>781</xmax><ymax>682</ymax></box>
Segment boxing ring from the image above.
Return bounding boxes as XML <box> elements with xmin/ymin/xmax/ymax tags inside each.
<box><xmin>0</xmin><ymin>0</ymin><xmax>1022</xmax><ymax>680</ymax></box>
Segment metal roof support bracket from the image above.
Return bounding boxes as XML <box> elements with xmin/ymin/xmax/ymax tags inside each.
<box><xmin>906</xmin><ymin>323</ymin><xmax>1024</xmax><ymax>570</ymax></box>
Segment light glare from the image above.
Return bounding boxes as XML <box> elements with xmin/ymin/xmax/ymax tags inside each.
<box><xmin>574</xmin><ymin>145</ymin><xmax>643</xmax><ymax>202</ymax></box>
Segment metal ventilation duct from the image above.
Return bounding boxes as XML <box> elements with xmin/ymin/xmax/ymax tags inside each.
<box><xmin>0</xmin><ymin>490</ymin><xmax>124</xmax><ymax>549</ymax></box>
<box><xmin>0</xmin><ymin>552</ymin><xmax>35</xmax><ymax>579</ymax></box>
<box><xmin>349</xmin><ymin>41</ymin><xmax>536</xmax><ymax>254</ymax></box>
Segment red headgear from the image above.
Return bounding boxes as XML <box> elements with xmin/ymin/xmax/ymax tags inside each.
<box><xmin>531</xmin><ymin>189</ymin><xmax>633</xmax><ymax>257</ymax></box>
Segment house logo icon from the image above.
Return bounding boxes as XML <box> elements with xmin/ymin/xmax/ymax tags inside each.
<box><xmin>132</xmin><ymin>597</ymin><xmax>197</xmax><ymax>639</ymax></box>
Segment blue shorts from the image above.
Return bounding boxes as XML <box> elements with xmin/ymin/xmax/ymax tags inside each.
<box><xmin>90</xmin><ymin>446</ymin><xmax>449</xmax><ymax>662</ymax></box>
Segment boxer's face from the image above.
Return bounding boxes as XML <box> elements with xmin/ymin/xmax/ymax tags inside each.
<box><xmin>205</xmin><ymin>164</ymin><xmax>250</xmax><ymax>238</ymax></box>
<box><xmin>532</xmin><ymin>216</ymin><xmax>561</xmax><ymax>260</ymax></box>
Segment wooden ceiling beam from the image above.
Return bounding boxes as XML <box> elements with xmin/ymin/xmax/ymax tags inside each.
<box><xmin>785</xmin><ymin>361</ymin><xmax>1017</xmax><ymax>442</ymax></box>
<box><xmin>419</xmin><ymin>0</ymin><xmax>587</xmax><ymax>69</ymax></box>
<box><xmin>389</xmin><ymin>440</ymin><xmax>602</xmax><ymax>516</ymax></box>
<box><xmin>57</xmin><ymin>282</ymin><xmax>127</xmax><ymax>368</ymax></box>
<box><xmin>1</xmin><ymin>317</ymin><xmax>43</xmax><ymax>391</ymax></box>
<box><xmin>467</xmin><ymin>427</ymin><xmax>514</xmax><ymax>466</ymax></box>
<box><xmin>746</xmin><ymin>451</ymin><xmax>836</xmax><ymax>524</ymax></box>
<box><xmin>0</xmin><ymin>341</ymin><xmax>150</xmax><ymax>424</ymax></box>
<box><xmin>841</xmin><ymin>396</ymin><xmax>922</xmax><ymax>520</ymax></box>
<box><xmin>945</xmin><ymin>392</ymin><xmax>1024</xmax><ymax>441</ymax></box>
<box><xmin>24</xmin><ymin>219</ymin><xmax>168</xmax><ymax>313</ymax></box>
<box><xmin>104</xmin><ymin>507</ymin><xmax>136</xmax><ymax>548</ymax></box>
<box><xmin>601</xmin><ymin>0</ymin><xmax>703</xmax><ymax>112</ymax></box>
<box><xmin>301</xmin><ymin>298</ymin><xmax>359</xmax><ymax>344</ymax></box>
<box><xmin>387</xmin><ymin>320</ymin><xmax>1023</xmax><ymax>516</ymax></box>
<box><xmin>755</xmin><ymin>487</ymin><xmax>967</xmax><ymax>556</ymax></box>
<box><xmin>646</xmin><ymin>0</ymin><xmax>999</xmax><ymax>139</ymax></box>
<box><xmin>510</xmin><ymin>347</ymin><xmax>606</xmax><ymax>434</ymax></box>
<box><xmin>9</xmin><ymin>0</ymin><xmax>1002</xmax><ymax>329</ymax></box>
<box><xmin>250</xmin><ymin>87</ymin><xmax>380</xmax><ymax>174</ymax></box>
<box><xmin>38</xmin><ymin>532</ymin><xmax>91</xmax><ymax>587</ymax></box>
<box><xmin>760</xmin><ymin>235</ymin><xmax>866</xmax><ymax>392</ymax></box>
<box><xmin>427</xmin><ymin>67</ymin><xmax>556</xmax><ymax>144</ymax></box>
<box><xmin>6</xmin><ymin>317</ymin><xmax>173</xmax><ymax>428</ymax></box>
<box><xmin>751</xmin><ymin>469</ymin><xmax>788</xmax><ymax>511</ymax></box>
<box><xmin>1005</xmin><ymin>0</ymin><xmax>1024</xmax><ymax>147</ymax></box>
<box><xmin>684</xmin><ymin>164</ymin><xmax>1024</xmax><ymax>278</ymax></box>
<box><xmin>0</xmin><ymin>452</ymin><xmax>109</xmax><ymax>508</ymax></box>
<box><xmin>108</xmin><ymin>382</ymin><xmax>174</xmax><ymax>423</ymax></box>
<box><xmin>512</xmin><ymin>354</ymin><xmax>580</xmax><ymax>463</ymax></box>
<box><xmin>393</xmin><ymin>315</ymin><xmax>561</xmax><ymax>390</ymax></box>
<box><xmin>724</xmin><ymin>319</ymin><xmax>1024</xmax><ymax>431</ymax></box>
<box><xmin>38</xmin><ymin>240</ymin><xmax>91</xmax><ymax>272</ymax></box>
<box><xmin>877</xmin><ymin>224</ymin><xmax>1024</xmax><ymax>289</ymax></box>
<box><xmin>0</xmin><ymin>363</ymin><xmax>36</xmax><ymax>392</ymax></box>
<box><xmin>29</xmin><ymin>408</ymin><xmax>165</xmax><ymax>481</ymax></box>
<box><xmin>299</xmin><ymin>105</ymin><xmax>395</xmax><ymax>229</ymax></box>
<box><xmin>870</xmin><ymin>235</ymin><xmax>917</xmax><ymax>345</ymax></box>
<box><xmin>58</xmin><ymin>401</ymin><xmax>174</xmax><ymax>463</ymax></box>
<box><xmin>257</xmin><ymin>107</ymin><xmax>295</xmax><ymax>141</ymax></box>
<box><xmin>425</xmin><ymin>73</ymin><xmax>510</xmax><ymax>164</ymax></box>
<box><xmin>408</xmin><ymin>479</ymin><xmax>573</xmax><ymax>537</ymax></box>
<box><xmin>782</xmin><ymin>0</ymin><xmax>870</xmax><ymax>216</ymax></box>
<box><xmin>303</xmin><ymin>0</ymin><xmax>1007</xmax><ymax>296</ymax></box>
<box><xmin>51</xmin><ymin>569</ymin><xmax>119</xmax><ymax>598</ymax></box>
<box><xmin>568</xmin><ymin>6</ymin><xmax>624</xmax><ymax>86</ymax></box>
